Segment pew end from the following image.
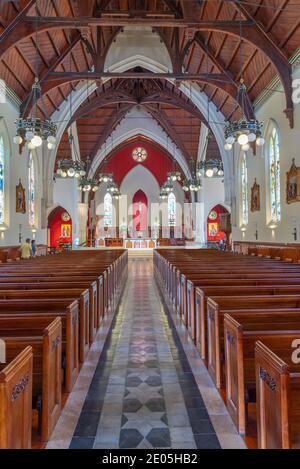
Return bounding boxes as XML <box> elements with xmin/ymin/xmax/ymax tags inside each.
<box><xmin>0</xmin><ymin>346</ymin><xmax>33</xmax><ymax>449</ymax></box>
<box><xmin>255</xmin><ymin>340</ymin><xmax>300</xmax><ymax>449</ymax></box>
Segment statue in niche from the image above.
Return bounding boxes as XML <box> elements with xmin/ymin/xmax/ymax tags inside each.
<box><xmin>286</xmin><ymin>159</ymin><xmax>300</xmax><ymax>204</ymax></box>
<box><xmin>251</xmin><ymin>178</ymin><xmax>260</xmax><ymax>212</ymax></box>
<box><xmin>16</xmin><ymin>179</ymin><xmax>26</xmax><ymax>214</ymax></box>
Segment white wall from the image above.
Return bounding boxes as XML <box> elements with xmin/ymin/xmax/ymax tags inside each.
<box><xmin>232</xmin><ymin>65</ymin><xmax>300</xmax><ymax>244</ymax></box>
<box><xmin>0</xmin><ymin>100</ymin><xmax>46</xmax><ymax>245</ymax></box>
<box><xmin>93</xmin><ymin>165</ymin><xmax>187</xmax><ymax>236</ymax></box>
<box><xmin>0</xmin><ymin>97</ymin><xmax>81</xmax><ymax>247</ymax></box>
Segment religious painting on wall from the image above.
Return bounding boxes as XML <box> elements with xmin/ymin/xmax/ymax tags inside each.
<box><xmin>208</xmin><ymin>222</ymin><xmax>218</xmax><ymax>237</ymax></box>
<box><xmin>61</xmin><ymin>224</ymin><xmax>71</xmax><ymax>238</ymax></box>
<box><xmin>251</xmin><ymin>178</ymin><xmax>260</xmax><ymax>212</ymax></box>
<box><xmin>286</xmin><ymin>159</ymin><xmax>300</xmax><ymax>204</ymax></box>
<box><xmin>16</xmin><ymin>178</ymin><xmax>26</xmax><ymax>214</ymax></box>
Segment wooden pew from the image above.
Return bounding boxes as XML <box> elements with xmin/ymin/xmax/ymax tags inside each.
<box><xmin>0</xmin><ymin>276</ymin><xmax>99</xmax><ymax>338</ymax></box>
<box><xmin>180</xmin><ymin>269</ymin><xmax>300</xmax><ymax>324</ymax></box>
<box><xmin>206</xmin><ymin>295</ymin><xmax>300</xmax><ymax>388</ymax></box>
<box><xmin>224</xmin><ymin>312</ymin><xmax>300</xmax><ymax>436</ymax></box>
<box><xmin>0</xmin><ymin>249</ymin><xmax>128</xmax><ymax>448</ymax></box>
<box><xmin>255</xmin><ymin>340</ymin><xmax>300</xmax><ymax>448</ymax></box>
<box><xmin>0</xmin><ymin>299</ymin><xmax>79</xmax><ymax>392</ymax></box>
<box><xmin>0</xmin><ymin>289</ymin><xmax>89</xmax><ymax>364</ymax></box>
<box><xmin>0</xmin><ymin>317</ymin><xmax>62</xmax><ymax>441</ymax></box>
<box><xmin>193</xmin><ymin>284</ymin><xmax>300</xmax><ymax>359</ymax></box>
<box><xmin>0</xmin><ymin>346</ymin><xmax>33</xmax><ymax>449</ymax></box>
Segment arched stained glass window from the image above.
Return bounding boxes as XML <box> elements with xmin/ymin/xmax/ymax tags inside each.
<box><xmin>240</xmin><ymin>153</ymin><xmax>248</xmax><ymax>226</ymax></box>
<box><xmin>28</xmin><ymin>152</ymin><xmax>36</xmax><ymax>226</ymax></box>
<box><xmin>269</xmin><ymin>127</ymin><xmax>281</xmax><ymax>223</ymax></box>
<box><xmin>104</xmin><ymin>192</ymin><xmax>112</xmax><ymax>227</ymax></box>
<box><xmin>0</xmin><ymin>136</ymin><xmax>5</xmax><ymax>224</ymax></box>
<box><xmin>168</xmin><ymin>192</ymin><xmax>176</xmax><ymax>226</ymax></box>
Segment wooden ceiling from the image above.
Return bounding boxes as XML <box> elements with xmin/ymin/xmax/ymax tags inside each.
<box><xmin>0</xmin><ymin>0</ymin><xmax>299</xmax><ymax>169</ymax></box>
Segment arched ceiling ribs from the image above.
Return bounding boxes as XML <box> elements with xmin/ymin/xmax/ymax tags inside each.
<box><xmin>0</xmin><ymin>2</ymin><xmax>293</xmax><ymax>126</ymax></box>
<box><xmin>143</xmin><ymin>103</ymin><xmax>190</xmax><ymax>162</ymax></box>
<box><xmin>89</xmin><ymin>103</ymin><xmax>134</xmax><ymax>161</ymax></box>
<box><xmin>61</xmin><ymin>83</ymin><xmax>210</xmax><ymax>135</ymax></box>
<box><xmin>23</xmin><ymin>70</ymin><xmax>253</xmax><ymax>119</ymax></box>
<box><xmin>140</xmin><ymin>89</ymin><xmax>209</xmax><ymax>125</ymax></box>
<box><xmin>141</xmin><ymin>83</ymin><xmax>254</xmax><ymax>121</ymax></box>
<box><xmin>69</xmin><ymin>90</ymin><xmax>137</xmax><ymax>124</ymax></box>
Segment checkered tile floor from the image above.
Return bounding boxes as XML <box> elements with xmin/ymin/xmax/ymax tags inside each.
<box><xmin>70</xmin><ymin>258</ymin><xmax>220</xmax><ymax>449</ymax></box>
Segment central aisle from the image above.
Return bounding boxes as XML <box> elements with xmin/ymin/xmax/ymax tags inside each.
<box><xmin>48</xmin><ymin>255</ymin><xmax>245</xmax><ymax>450</ymax></box>
<box><xmin>70</xmin><ymin>256</ymin><xmax>221</xmax><ymax>449</ymax></box>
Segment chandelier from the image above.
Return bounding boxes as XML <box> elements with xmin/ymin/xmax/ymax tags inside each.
<box><xmin>98</xmin><ymin>142</ymin><xmax>121</xmax><ymax>199</ymax></box>
<box><xmin>112</xmin><ymin>190</ymin><xmax>121</xmax><ymax>200</ymax></box>
<box><xmin>182</xmin><ymin>159</ymin><xmax>201</xmax><ymax>192</ymax></box>
<box><xmin>56</xmin><ymin>131</ymin><xmax>86</xmax><ymax>178</ymax></box>
<box><xmin>57</xmin><ymin>159</ymin><xmax>86</xmax><ymax>178</ymax></box>
<box><xmin>223</xmin><ymin>14</ymin><xmax>264</xmax><ymax>152</ymax></box>
<box><xmin>79</xmin><ymin>177</ymin><xmax>99</xmax><ymax>192</ymax></box>
<box><xmin>99</xmin><ymin>172</ymin><xmax>113</xmax><ymax>183</ymax></box>
<box><xmin>14</xmin><ymin>79</ymin><xmax>57</xmax><ymax>149</ymax></box>
<box><xmin>167</xmin><ymin>171</ymin><xmax>181</xmax><ymax>182</ymax></box>
<box><xmin>197</xmin><ymin>159</ymin><xmax>224</xmax><ymax>178</ymax></box>
<box><xmin>159</xmin><ymin>180</ymin><xmax>173</xmax><ymax>199</ymax></box>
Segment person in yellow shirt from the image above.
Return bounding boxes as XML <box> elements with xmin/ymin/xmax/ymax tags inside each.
<box><xmin>20</xmin><ymin>238</ymin><xmax>32</xmax><ymax>259</ymax></box>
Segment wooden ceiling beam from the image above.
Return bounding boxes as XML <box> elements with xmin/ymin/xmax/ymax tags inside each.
<box><xmin>20</xmin><ymin>33</ymin><xmax>82</xmax><ymax>115</ymax></box>
<box><xmin>144</xmin><ymin>103</ymin><xmax>190</xmax><ymax>161</ymax></box>
<box><xmin>21</xmin><ymin>16</ymin><xmax>252</xmax><ymax>28</ymax></box>
<box><xmin>35</xmin><ymin>70</ymin><xmax>254</xmax><ymax>119</ymax></box>
<box><xmin>89</xmin><ymin>104</ymin><xmax>133</xmax><ymax>160</ymax></box>
<box><xmin>232</xmin><ymin>1</ymin><xmax>293</xmax><ymax>127</ymax></box>
<box><xmin>161</xmin><ymin>0</ymin><xmax>182</xmax><ymax>18</ymax></box>
<box><xmin>69</xmin><ymin>90</ymin><xmax>136</xmax><ymax>124</ymax></box>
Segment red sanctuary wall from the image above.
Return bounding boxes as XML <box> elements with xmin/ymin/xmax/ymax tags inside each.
<box><xmin>103</xmin><ymin>140</ymin><xmax>174</xmax><ymax>186</ymax></box>
<box><xmin>48</xmin><ymin>207</ymin><xmax>72</xmax><ymax>248</ymax></box>
<box><xmin>207</xmin><ymin>204</ymin><xmax>227</xmax><ymax>242</ymax></box>
<box><xmin>133</xmin><ymin>190</ymin><xmax>148</xmax><ymax>232</ymax></box>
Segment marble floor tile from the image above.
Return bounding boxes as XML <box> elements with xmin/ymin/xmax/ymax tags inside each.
<box><xmin>48</xmin><ymin>255</ymin><xmax>244</xmax><ymax>450</ymax></box>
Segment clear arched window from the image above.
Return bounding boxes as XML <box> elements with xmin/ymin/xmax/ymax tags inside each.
<box><xmin>104</xmin><ymin>193</ymin><xmax>112</xmax><ymax>227</ymax></box>
<box><xmin>268</xmin><ymin>127</ymin><xmax>281</xmax><ymax>223</ymax></box>
<box><xmin>168</xmin><ymin>192</ymin><xmax>176</xmax><ymax>226</ymax></box>
<box><xmin>0</xmin><ymin>136</ymin><xmax>5</xmax><ymax>224</ymax></box>
<box><xmin>240</xmin><ymin>153</ymin><xmax>248</xmax><ymax>226</ymax></box>
<box><xmin>28</xmin><ymin>152</ymin><xmax>36</xmax><ymax>226</ymax></box>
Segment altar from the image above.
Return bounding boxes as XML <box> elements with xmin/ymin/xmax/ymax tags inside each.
<box><xmin>125</xmin><ymin>238</ymin><xmax>156</xmax><ymax>249</ymax></box>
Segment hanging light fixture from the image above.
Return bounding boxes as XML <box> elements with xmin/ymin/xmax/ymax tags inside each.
<box><xmin>78</xmin><ymin>156</ymin><xmax>99</xmax><ymax>192</ymax></box>
<box><xmin>99</xmin><ymin>172</ymin><xmax>113</xmax><ymax>183</ymax></box>
<box><xmin>224</xmin><ymin>15</ymin><xmax>264</xmax><ymax>152</ymax></box>
<box><xmin>224</xmin><ymin>80</ymin><xmax>264</xmax><ymax>151</ymax></box>
<box><xmin>113</xmin><ymin>190</ymin><xmax>121</xmax><ymax>200</ymax></box>
<box><xmin>56</xmin><ymin>133</ymin><xmax>86</xmax><ymax>178</ymax></box>
<box><xmin>56</xmin><ymin>38</ymin><xmax>88</xmax><ymax>178</ymax></box>
<box><xmin>14</xmin><ymin>83</ymin><xmax>57</xmax><ymax>149</ymax></box>
<box><xmin>182</xmin><ymin>158</ymin><xmax>201</xmax><ymax>192</ymax></box>
<box><xmin>196</xmin><ymin>159</ymin><xmax>224</xmax><ymax>178</ymax></box>
<box><xmin>14</xmin><ymin>2</ymin><xmax>56</xmax><ymax>148</ymax></box>
<box><xmin>57</xmin><ymin>159</ymin><xmax>86</xmax><ymax>178</ymax></box>
<box><xmin>79</xmin><ymin>177</ymin><xmax>99</xmax><ymax>192</ymax></box>
<box><xmin>182</xmin><ymin>85</ymin><xmax>201</xmax><ymax>192</ymax></box>
<box><xmin>167</xmin><ymin>150</ymin><xmax>182</xmax><ymax>182</ymax></box>
<box><xmin>159</xmin><ymin>171</ymin><xmax>174</xmax><ymax>199</ymax></box>
<box><xmin>167</xmin><ymin>170</ymin><xmax>181</xmax><ymax>182</ymax></box>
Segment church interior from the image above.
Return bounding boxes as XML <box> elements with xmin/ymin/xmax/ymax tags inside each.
<box><xmin>0</xmin><ymin>0</ymin><xmax>300</xmax><ymax>453</ymax></box>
